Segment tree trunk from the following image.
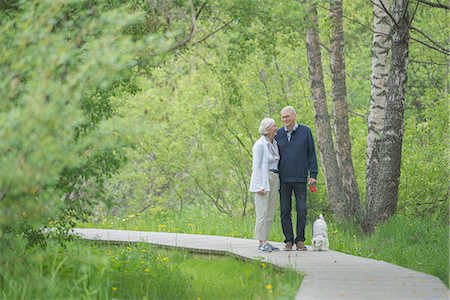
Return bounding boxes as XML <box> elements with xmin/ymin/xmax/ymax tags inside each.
<box><xmin>365</xmin><ymin>0</ymin><xmax>410</xmax><ymax>232</ymax></box>
<box><xmin>365</xmin><ymin>0</ymin><xmax>391</xmax><ymax>230</ymax></box>
<box><xmin>305</xmin><ymin>4</ymin><xmax>347</xmax><ymax>218</ymax></box>
<box><xmin>329</xmin><ymin>0</ymin><xmax>361</xmax><ymax>218</ymax></box>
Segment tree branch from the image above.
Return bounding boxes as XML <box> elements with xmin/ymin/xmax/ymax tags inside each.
<box><xmin>318</xmin><ymin>1</ymin><xmax>448</xmax><ymax>56</ymax></box>
<box><xmin>409</xmin><ymin>59</ymin><xmax>448</xmax><ymax>66</ymax></box>
<box><xmin>411</xmin><ymin>36</ymin><xmax>449</xmax><ymax>55</ymax></box>
<box><xmin>411</xmin><ymin>26</ymin><xmax>450</xmax><ymax>54</ymax></box>
<box><xmin>369</xmin><ymin>0</ymin><xmax>398</xmax><ymax>27</ymax></box>
<box><xmin>194</xmin><ymin>18</ymin><xmax>238</xmax><ymax>45</ymax></box>
<box><xmin>169</xmin><ymin>1</ymin><xmax>207</xmax><ymax>51</ymax></box>
<box><xmin>316</xmin><ymin>2</ymin><xmax>386</xmax><ymax>37</ymax></box>
<box><xmin>415</xmin><ymin>0</ymin><xmax>449</xmax><ymax>9</ymax></box>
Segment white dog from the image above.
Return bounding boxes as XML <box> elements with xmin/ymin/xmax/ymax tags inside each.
<box><xmin>312</xmin><ymin>214</ymin><xmax>329</xmax><ymax>251</ymax></box>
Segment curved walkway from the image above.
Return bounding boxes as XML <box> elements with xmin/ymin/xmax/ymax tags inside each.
<box><xmin>73</xmin><ymin>228</ymin><xmax>448</xmax><ymax>300</ymax></box>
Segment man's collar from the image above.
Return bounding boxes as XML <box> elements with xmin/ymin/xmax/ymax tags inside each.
<box><xmin>284</xmin><ymin>123</ymin><xmax>299</xmax><ymax>132</ymax></box>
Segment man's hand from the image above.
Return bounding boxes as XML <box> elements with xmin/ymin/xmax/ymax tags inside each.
<box><xmin>309</xmin><ymin>177</ymin><xmax>317</xmax><ymax>186</ymax></box>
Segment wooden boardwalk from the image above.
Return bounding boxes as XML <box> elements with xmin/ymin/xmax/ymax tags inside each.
<box><xmin>73</xmin><ymin>228</ymin><xmax>448</xmax><ymax>300</ymax></box>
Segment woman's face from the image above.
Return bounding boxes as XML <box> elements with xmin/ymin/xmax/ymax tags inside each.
<box><xmin>267</xmin><ymin>123</ymin><xmax>277</xmax><ymax>136</ymax></box>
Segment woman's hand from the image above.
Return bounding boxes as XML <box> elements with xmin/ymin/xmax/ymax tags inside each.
<box><xmin>257</xmin><ymin>188</ymin><xmax>266</xmax><ymax>195</ymax></box>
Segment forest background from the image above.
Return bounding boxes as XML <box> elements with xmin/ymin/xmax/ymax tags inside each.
<box><xmin>0</xmin><ymin>0</ymin><xmax>448</xmax><ymax>298</ymax></box>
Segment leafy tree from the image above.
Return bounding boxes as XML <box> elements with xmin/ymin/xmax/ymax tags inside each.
<box><xmin>0</xmin><ymin>0</ymin><xmax>173</xmax><ymax>243</ymax></box>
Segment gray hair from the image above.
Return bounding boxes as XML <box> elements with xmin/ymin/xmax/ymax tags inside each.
<box><xmin>281</xmin><ymin>106</ymin><xmax>296</xmax><ymax>116</ymax></box>
<box><xmin>258</xmin><ymin>118</ymin><xmax>276</xmax><ymax>135</ymax></box>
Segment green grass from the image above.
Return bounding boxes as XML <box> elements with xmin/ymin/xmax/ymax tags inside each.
<box><xmin>171</xmin><ymin>252</ymin><xmax>301</xmax><ymax>299</ymax></box>
<box><xmin>0</xmin><ymin>239</ymin><xmax>302</xmax><ymax>299</ymax></box>
<box><xmin>84</xmin><ymin>207</ymin><xmax>449</xmax><ymax>287</ymax></box>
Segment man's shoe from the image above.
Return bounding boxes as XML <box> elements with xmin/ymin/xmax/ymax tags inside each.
<box><xmin>296</xmin><ymin>241</ymin><xmax>307</xmax><ymax>251</ymax></box>
<box><xmin>283</xmin><ymin>241</ymin><xmax>293</xmax><ymax>251</ymax></box>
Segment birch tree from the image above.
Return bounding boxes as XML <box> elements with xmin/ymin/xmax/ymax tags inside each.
<box><xmin>365</xmin><ymin>0</ymin><xmax>411</xmax><ymax>232</ymax></box>
<box><xmin>365</xmin><ymin>0</ymin><xmax>391</xmax><ymax>229</ymax></box>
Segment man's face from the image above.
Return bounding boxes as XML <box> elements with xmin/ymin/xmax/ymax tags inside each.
<box><xmin>281</xmin><ymin>111</ymin><xmax>296</xmax><ymax>128</ymax></box>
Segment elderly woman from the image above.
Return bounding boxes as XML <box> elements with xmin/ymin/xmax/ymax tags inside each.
<box><xmin>249</xmin><ymin>118</ymin><xmax>280</xmax><ymax>252</ymax></box>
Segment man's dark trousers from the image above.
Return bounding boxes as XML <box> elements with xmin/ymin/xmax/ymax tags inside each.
<box><xmin>280</xmin><ymin>182</ymin><xmax>307</xmax><ymax>243</ymax></box>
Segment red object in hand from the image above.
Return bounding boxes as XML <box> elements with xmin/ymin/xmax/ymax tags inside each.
<box><xmin>309</xmin><ymin>185</ymin><xmax>317</xmax><ymax>193</ymax></box>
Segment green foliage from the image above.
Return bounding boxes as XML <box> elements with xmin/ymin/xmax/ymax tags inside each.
<box><xmin>0</xmin><ymin>238</ymin><xmax>301</xmax><ymax>299</ymax></box>
<box><xmin>0</xmin><ymin>0</ymin><xmax>178</xmax><ymax>241</ymax></box>
<box><xmin>105</xmin><ymin>243</ymin><xmax>194</xmax><ymax>299</ymax></box>
<box><xmin>0</xmin><ymin>237</ymin><xmax>111</xmax><ymax>299</ymax></box>
<box><xmin>1</xmin><ymin>0</ymin><xmax>448</xmax><ymax>295</ymax></box>
<box><xmin>179</xmin><ymin>253</ymin><xmax>302</xmax><ymax>299</ymax></box>
<box><xmin>399</xmin><ymin>91</ymin><xmax>449</xmax><ymax>220</ymax></box>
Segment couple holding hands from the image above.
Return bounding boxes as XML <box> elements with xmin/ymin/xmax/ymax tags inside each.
<box><xmin>249</xmin><ymin>106</ymin><xmax>318</xmax><ymax>252</ymax></box>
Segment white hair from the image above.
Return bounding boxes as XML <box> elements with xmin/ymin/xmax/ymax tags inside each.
<box><xmin>281</xmin><ymin>106</ymin><xmax>296</xmax><ymax>116</ymax></box>
<box><xmin>258</xmin><ymin>118</ymin><xmax>276</xmax><ymax>135</ymax></box>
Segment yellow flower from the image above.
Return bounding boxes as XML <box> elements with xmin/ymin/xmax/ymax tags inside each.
<box><xmin>144</xmin><ymin>268</ymin><xmax>150</xmax><ymax>273</ymax></box>
<box><xmin>112</xmin><ymin>287</ymin><xmax>118</xmax><ymax>292</ymax></box>
<box><xmin>261</xmin><ymin>263</ymin><xmax>267</xmax><ymax>269</ymax></box>
<box><xmin>161</xmin><ymin>256</ymin><xmax>169</xmax><ymax>262</ymax></box>
<box><xmin>265</xmin><ymin>284</ymin><xmax>273</xmax><ymax>291</ymax></box>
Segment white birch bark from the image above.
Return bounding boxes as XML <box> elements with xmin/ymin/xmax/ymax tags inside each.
<box><xmin>365</xmin><ymin>0</ymin><xmax>410</xmax><ymax>232</ymax></box>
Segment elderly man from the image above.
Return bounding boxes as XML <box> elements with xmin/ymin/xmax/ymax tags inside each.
<box><xmin>275</xmin><ymin>106</ymin><xmax>318</xmax><ymax>251</ymax></box>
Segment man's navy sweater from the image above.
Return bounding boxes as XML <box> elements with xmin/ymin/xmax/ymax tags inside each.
<box><xmin>275</xmin><ymin>124</ymin><xmax>318</xmax><ymax>183</ymax></box>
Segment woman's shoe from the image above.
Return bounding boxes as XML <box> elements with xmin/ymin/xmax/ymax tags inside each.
<box><xmin>258</xmin><ymin>243</ymin><xmax>272</xmax><ymax>252</ymax></box>
<box><xmin>266</xmin><ymin>243</ymin><xmax>280</xmax><ymax>252</ymax></box>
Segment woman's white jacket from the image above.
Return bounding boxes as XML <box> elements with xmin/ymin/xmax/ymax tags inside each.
<box><xmin>249</xmin><ymin>136</ymin><xmax>273</xmax><ymax>193</ymax></box>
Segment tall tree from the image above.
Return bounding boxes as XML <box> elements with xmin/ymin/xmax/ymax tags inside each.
<box><xmin>365</xmin><ymin>0</ymin><xmax>391</xmax><ymax>230</ymax></box>
<box><xmin>329</xmin><ymin>0</ymin><xmax>361</xmax><ymax>217</ymax></box>
<box><xmin>365</xmin><ymin>0</ymin><xmax>411</xmax><ymax>232</ymax></box>
<box><xmin>304</xmin><ymin>2</ymin><xmax>347</xmax><ymax>218</ymax></box>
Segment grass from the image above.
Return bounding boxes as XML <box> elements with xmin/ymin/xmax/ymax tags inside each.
<box><xmin>84</xmin><ymin>207</ymin><xmax>449</xmax><ymax>287</ymax></box>
<box><xmin>0</xmin><ymin>239</ymin><xmax>302</xmax><ymax>299</ymax></box>
<box><xmin>173</xmin><ymin>252</ymin><xmax>301</xmax><ymax>299</ymax></box>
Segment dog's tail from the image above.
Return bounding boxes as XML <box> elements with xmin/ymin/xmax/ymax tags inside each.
<box><xmin>319</xmin><ymin>214</ymin><xmax>324</xmax><ymax>220</ymax></box>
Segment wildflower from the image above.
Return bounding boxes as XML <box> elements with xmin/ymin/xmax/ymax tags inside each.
<box><xmin>112</xmin><ymin>287</ymin><xmax>118</xmax><ymax>292</ymax></box>
<box><xmin>144</xmin><ymin>268</ymin><xmax>150</xmax><ymax>273</ymax></box>
<box><xmin>141</xmin><ymin>249</ymin><xmax>147</xmax><ymax>253</ymax></box>
<box><xmin>265</xmin><ymin>284</ymin><xmax>273</xmax><ymax>292</ymax></box>
<box><xmin>161</xmin><ymin>256</ymin><xmax>169</xmax><ymax>262</ymax></box>
<box><xmin>261</xmin><ymin>263</ymin><xmax>267</xmax><ymax>269</ymax></box>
